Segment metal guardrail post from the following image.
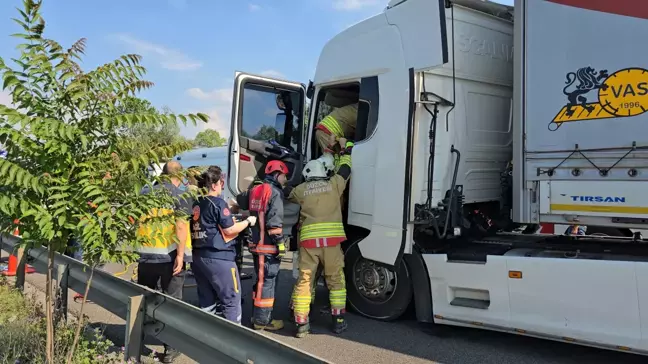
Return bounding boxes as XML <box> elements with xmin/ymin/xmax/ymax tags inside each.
<box><xmin>15</xmin><ymin>246</ymin><xmax>26</xmax><ymax>291</ymax></box>
<box><xmin>56</xmin><ymin>263</ymin><xmax>69</xmax><ymax>324</ymax></box>
<box><xmin>125</xmin><ymin>295</ymin><xmax>145</xmax><ymax>362</ymax></box>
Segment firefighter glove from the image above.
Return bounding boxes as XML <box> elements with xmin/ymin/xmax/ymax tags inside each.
<box><xmin>246</xmin><ymin>216</ymin><xmax>257</xmax><ymax>226</ymax></box>
<box><xmin>340</xmin><ymin>141</ymin><xmax>354</xmax><ymax>155</ymax></box>
<box><xmin>277</xmin><ymin>240</ymin><xmax>287</xmax><ymax>259</ymax></box>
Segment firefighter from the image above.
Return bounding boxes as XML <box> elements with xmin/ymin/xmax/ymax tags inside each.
<box><xmin>190</xmin><ymin>168</ymin><xmax>256</xmax><ymax>324</ymax></box>
<box><xmin>287</xmin><ymin>138</ymin><xmax>353</xmax><ymax>338</ymax></box>
<box><xmin>315</xmin><ymin>91</ymin><xmax>358</xmax><ymax>170</ymax></box>
<box><xmin>287</xmin><ymin>153</ymin><xmax>335</xmax><ymax>320</ymax></box>
<box><xmin>236</xmin><ymin>160</ymin><xmax>290</xmax><ymax>331</ymax></box>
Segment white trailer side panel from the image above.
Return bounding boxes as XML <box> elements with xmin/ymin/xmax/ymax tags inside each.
<box><xmin>515</xmin><ymin>0</ymin><xmax>648</xmax><ymax>227</ymax></box>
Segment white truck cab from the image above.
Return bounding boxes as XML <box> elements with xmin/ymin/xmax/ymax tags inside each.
<box><xmin>227</xmin><ymin>0</ymin><xmax>648</xmax><ymax>355</ymax></box>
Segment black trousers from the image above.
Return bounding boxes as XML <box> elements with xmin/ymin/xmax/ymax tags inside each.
<box><xmin>137</xmin><ymin>260</ymin><xmax>185</xmax><ymax>352</ymax></box>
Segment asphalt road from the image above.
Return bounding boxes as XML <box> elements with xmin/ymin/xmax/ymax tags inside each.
<box><xmin>189</xmin><ymin>253</ymin><xmax>645</xmax><ymax>364</ymax></box>
<box><xmin>5</xmin><ymin>250</ymin><xmax>647</xmax><ymax>364</ymax></box>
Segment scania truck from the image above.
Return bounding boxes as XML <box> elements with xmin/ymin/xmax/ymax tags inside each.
<box><xmin>226</xmin><ymin>0</ymin><xmax>648</xmax><ymax>354</ymax></box>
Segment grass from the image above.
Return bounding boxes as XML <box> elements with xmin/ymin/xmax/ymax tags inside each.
<box><xmin>0</xmin><ymin>277</ymin><xmax>157</xmax><ymax>363</ymax></box>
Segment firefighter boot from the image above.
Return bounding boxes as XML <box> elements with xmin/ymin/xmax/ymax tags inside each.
<box><xmin>295</xmin><ymin>322</ymin><xmax>311</xmax><ymax>338</ymax></box>
<box><xmin>332</xmin><ymin>315</ymin><xmax>348</xmax><ymax>334</ymax></box>
<box><xmin>253</xmin><ymin>319</ymin><xmax>285</xmax><ymax>331</ymax></box>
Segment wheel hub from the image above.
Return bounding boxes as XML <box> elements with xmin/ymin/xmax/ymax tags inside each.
<box><xmin>353</xmin><ymin>258</ymin><xmax>396</xmax><ymax>301</ymax></box>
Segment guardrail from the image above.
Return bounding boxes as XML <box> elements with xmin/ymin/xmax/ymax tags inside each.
<box><xmin>0</xmin><ymin>234</ymin><xmax>330</xmax><ymax>364</ymax></box>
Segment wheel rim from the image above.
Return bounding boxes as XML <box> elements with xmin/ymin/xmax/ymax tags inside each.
<box><xmin>352</xmin><ymin>257</ymin><xmax>397</xmax><ymax>303</ymax></box>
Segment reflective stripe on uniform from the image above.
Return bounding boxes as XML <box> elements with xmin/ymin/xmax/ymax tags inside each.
<box><xmin>231</xmin><ymin>267</ymin><xmax>239</xmax><ymax>293</ymax></box>
<box><xmin>330</xmin><ymin>289</ymin><xmax>347</xmax><ymax>309</ymax></box>
<box><xmin>318</xmin><ymin>116</ymin><xmax>344</xmax><ymax>138</ymax></box>
<box><xmin>333</xmin><ymin>154</ymin><xmax>351</xmax><ymax>172</ymax></box>
<box><xmin>331</xmin><ymin>308</ymin><xmax>345</xmax><ymax>315</ymax></box>
<box><xmin>137</xmin><ymin>243</ymin><xmax>178</xmax><ymax>255</ymax></box>
<box><xmin>254</xmin><ymin>297</ymin><xmax>274</xmax><ymax>308</ymax></box>
<box><xmin>292</xmin><ymin>294</ymin><xmax>312</xmax><ymax>314</ymax></box>
<box><xmin>253</xmin><ymin>245</ymin><xmax>278</xmax><ymax>254</ymax></box>
<box><xmin>338</xmin><ymin>154</ymin><xmax>351</xmax><ymax>167</ymax></box>
<box><xmin>300</xmin><ymin>222</ymin><xmax>345</xmax><ymax>241</ymax></box>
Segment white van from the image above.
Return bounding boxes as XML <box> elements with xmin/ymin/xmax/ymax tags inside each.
<box><xmin>171</xmin><ymin>146</ymin><xmax>232</xmax><ymax>201</ymax></box>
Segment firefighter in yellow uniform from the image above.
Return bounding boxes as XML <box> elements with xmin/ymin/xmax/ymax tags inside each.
<box><xmin>287</xmin><ymin>138</ymin><xmax>353</xmax><ymax>338</ymax></box>
<box><xmin>315</xmin><ymin>91</ymin><xmax>358</xmax><ymax>170</ymax></box>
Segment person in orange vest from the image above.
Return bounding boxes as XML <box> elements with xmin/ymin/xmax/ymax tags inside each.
<box><xmin>236</xmin><ymin>160</ymin><xmax>290</xmax><ymax>331</ymax></box>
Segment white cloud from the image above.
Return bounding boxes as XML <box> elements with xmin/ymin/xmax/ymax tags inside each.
<box><xmin>248</xmin><ymin>4</ymin><xmax>261</xmax><ymax>11</ymax></box>
<box><xmin>333</xmin><ymin>0</ymin><xmax>381</xmax><ymax>10</ymax></box>
<box><xmin>183</xmin><ymin>87</ymin><xmax>233</xmax><ymax>139</ymax></box>
<box><xmin>260</xmin><ymin>70</ymin><xmax>284</xmax><ymax>79</ymax></box>
<box><xmin>186</xmin><ymin>88</ymin><xmax>232</xmax><ymax>103</ymax></box>
<box><xmin>111</xmin><ymin>34</ymin><xmax>202</xmax><ymax>71</ymax></box>
<box><xmin>180</xmin><ymin>107</ymin><xmax>231</xmax><ymax>139</ymax></box>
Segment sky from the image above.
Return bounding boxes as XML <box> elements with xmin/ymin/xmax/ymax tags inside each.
<box><xmin>0</xmin><ymin>0</ymin><xmax>513</xmax><ymax>139</ymax></box>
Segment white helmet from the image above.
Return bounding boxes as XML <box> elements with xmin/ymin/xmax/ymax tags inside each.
<box><xmin>302</xmin><ymin>159</ymin><xmax>327</xmax><ymax>181</ymax></box>
<box><xmin>317</xmin><ymin>153</ymin><xmax>335</xmax><ymax>176</ymax></box>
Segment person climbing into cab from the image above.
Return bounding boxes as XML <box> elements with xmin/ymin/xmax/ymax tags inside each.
<box><xmin>314</xmin><ymin>90</ymin><xmax>358</xmax><ymax>171</ymax></box>
<box><xmin>236</xmin><ymin>160</ymin><xmax>290</xmax><ymax>331</ymax></box>
<box><xmin>286</xmin><ymin>138</ymin><xmax>353</xmax><ymax>338</ymax></box>
<box><xmin>190</xmin><ymin>167</ymin><xmax>257</xmax><ymax>324</ymax></box>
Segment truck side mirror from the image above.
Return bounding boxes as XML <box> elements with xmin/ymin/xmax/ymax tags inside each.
<box><xmin>306</xmin><ymin>80</ymin><xmax>314</xmax><ymax>100</ymax></box>
<box><xmin>275</xmin><ymin>113</ymin><xmax>286</xmax><ymax>133</ymax></box>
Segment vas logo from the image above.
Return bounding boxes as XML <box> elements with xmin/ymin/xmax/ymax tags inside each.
<box><xmin>549</xmin><ymin>66</ymin><xmax>648</xmax><ymax>131</ymax></box>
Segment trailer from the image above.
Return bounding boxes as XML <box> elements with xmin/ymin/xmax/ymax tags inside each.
<box><xmin>226</xmin><ymin>0</ymin><xmax>648</xmax><ymax>354</ymax></box>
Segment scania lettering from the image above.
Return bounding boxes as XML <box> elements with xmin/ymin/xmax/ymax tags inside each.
<box><xmin>226</xmin><ymin>0</ymin><xmax>648</xmax><ymax>355</ymax></box>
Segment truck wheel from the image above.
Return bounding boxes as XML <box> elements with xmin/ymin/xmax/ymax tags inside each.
<box><xmin>344</xmin><ymin>240</ymin><xmax>413</xmax><ymax>321</ymax></box>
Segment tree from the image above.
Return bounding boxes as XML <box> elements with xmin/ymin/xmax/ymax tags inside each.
<box><xmin>194</xmin><ymin>128</ymin><xmax>226</xmax><ymax>147</ymax></box>
<box><xmin>118</xmin><ymin>97</ymin><xmax>189</xmax><ymax>157</ymax></box>
<box><xmin>0</xmin><ymin>1</ymin><xmax>207</xmax><ymax>361</ymax></box>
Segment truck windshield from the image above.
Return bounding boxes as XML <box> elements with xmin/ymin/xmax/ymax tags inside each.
<box><xmin>240</xmin><ymin>84</ymin><xmax>301</xmax><ymax>151</ymax></box>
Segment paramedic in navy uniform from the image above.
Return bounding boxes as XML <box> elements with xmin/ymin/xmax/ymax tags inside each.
<box><xmin>190</xmin><ymin>168</ymin><xmax>257</xmax><ymax>323</ymax></box>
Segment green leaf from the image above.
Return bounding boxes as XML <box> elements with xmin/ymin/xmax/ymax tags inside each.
<box><xmin>10</xmin><ymin>33</ymin><xmax>31</xmax><ymax>39</ymax></box>
<box><xmin>6</xmin><ymin>165</ymin><xmax>17</xmax><ymax>184</ymax></box>
<box><xmin>108</xmin><ymin>230</ymin><xmax>117</xmax><ymax>245</ymax></box>
<box><xmin>2</xmin><ymin>75</ymin><xmax>19</xmax><ymax>90</ymax></box>
<box><xmin>11</xmin><ymin>18</ymin><xmax>29</xmax><ymax>32</ymax></box>
<box><xmin>196</xmin><ymin>112</ymin><xmax>209</xmax><ymax>122</ymax></box>
<box><xmin>86</xmin><ymin>189</ymin><xmax>103</xmax><ymax>198</ymax></box>
<box><xmin>59</xmin><ymin>71</ymin><xmax>75</xmax><ymax>82</ymax></box>
<box><xmin>49</xmin><ymin>193</ymin><xmax>69</xmax><ymax>200</ymax></box>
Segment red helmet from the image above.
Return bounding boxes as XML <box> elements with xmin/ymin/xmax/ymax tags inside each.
<box><xmin>265</xmin><ymin>160</ymin><xmax>289</xmax><ymax>175</ymax></box>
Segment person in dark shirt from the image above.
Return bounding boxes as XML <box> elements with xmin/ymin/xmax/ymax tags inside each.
<box><xmin>190</xmin><ymin>168</ymin><xmax>256</xmax><ymax>324</ymax></box>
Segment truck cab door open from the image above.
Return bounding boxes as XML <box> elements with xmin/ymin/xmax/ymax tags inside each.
<box><xmin>227</xmin><ymin>72</ymin><xmax>306</xmax><ymax>196</ymax></box>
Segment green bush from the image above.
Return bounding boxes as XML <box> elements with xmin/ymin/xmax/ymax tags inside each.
<box><xmin>0</xmin><ymin>279</ymin><xmax>154</xmax><ymax>363</ymax></box>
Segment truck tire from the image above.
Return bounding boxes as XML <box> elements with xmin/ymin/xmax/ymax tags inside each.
<box><xmin>344</xmin><ymin>240</ymin><xmax>413</xmax><ymax>321</ymax></box>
